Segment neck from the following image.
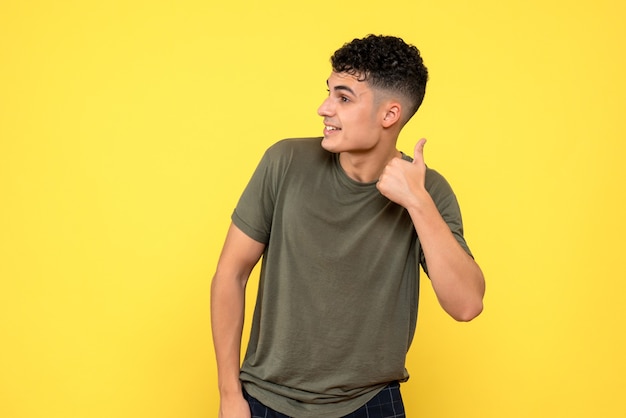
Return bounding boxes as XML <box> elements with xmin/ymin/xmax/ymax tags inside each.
<box><xmin>339</xmin><ymin>145</ymin><xmax>401</xmax><ymax>183</ymax></box>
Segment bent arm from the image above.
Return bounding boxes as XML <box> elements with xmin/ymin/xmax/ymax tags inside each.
<box><xmin>211</xmin><ymin>222</ymin><xmax>265</xmax><ymax>416</ymax></box>
<box><xmin>377</xmin><ymin>139</ymin><xmax>485</xmax><ymax>321</ymax></box>
<box><xmin>407</xmin><ymin>195</ymin><xmax>485</xmax><ymax>321</ymax></box>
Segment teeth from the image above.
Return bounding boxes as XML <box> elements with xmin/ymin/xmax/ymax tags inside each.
<box><xmin>325</xmin><ymin>126</ymin><xmax>338</xmax><ymax>131</ymax></box>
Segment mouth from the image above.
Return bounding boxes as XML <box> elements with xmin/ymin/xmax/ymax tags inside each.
<box><xmin>324</xmin><ymin>125</ymin><xmax>341</xmax><ymax>135</ymax></box>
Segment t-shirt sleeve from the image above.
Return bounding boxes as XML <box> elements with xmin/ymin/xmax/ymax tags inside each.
<box><xmin>231</xmin><ymin>143</ymin><xmax>284</xmax><ymax>244</ymax></box>
<box><xmin>419</xmin><ymin>168</ymin><xmax>473</xmax><ymax>276</ymax></box>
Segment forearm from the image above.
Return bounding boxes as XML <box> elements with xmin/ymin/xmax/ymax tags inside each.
<box><xmin>407</xmin><ymin>192</ymin><xmax>485</xmax><ymax>321</ymax></box>
<box><xmin>211</xmin><ymin>271</ymin><xmax>247</xmax><ymax>396</ymax></box>
<box><xmin>210</xmin><ymin>224</ymin><xmax>264</xmax><ymax>417</ymax></box>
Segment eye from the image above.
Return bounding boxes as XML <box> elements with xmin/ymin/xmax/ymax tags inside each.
<box><xmin>340</xmin><ymin>96</ymin><xmax>350</xmax><ymax>103</ymax></box>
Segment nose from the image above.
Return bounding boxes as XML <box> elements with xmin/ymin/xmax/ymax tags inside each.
<box><xmin>317</xmin><ymin>96</ymin><xmax>333</xmax><ymax>117</ymax></box>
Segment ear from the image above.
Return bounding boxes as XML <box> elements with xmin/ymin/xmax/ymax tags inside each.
<box><xmin>381</xmin><ymin>102</ymin><xmax>402</xmax><ymax>128</ymax></box>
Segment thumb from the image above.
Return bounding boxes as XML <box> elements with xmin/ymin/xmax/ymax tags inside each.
<box><xmin>413</xmin><ymin>138</ymin><xmax>427</xmax><ymax>164</ymax></box>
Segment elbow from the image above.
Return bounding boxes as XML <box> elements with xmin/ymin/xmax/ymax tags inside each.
<box><xmin>442</xmin><ymin>291</ymin><xmax>484</xmax><ymax>322</ymax></box>
<box><xmin>451</xmin><ymin>300</ymin><xmax>483</xmax><ymax>322</ymax></box>
<box><xmin>452</xmin><ymin>270</ymin><xmax>486</xmax><ymax>322</ymax></box>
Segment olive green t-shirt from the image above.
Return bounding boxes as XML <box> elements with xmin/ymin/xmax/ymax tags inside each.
<box><xmin>232</xmin><ymin>137</ymin><xmax>471</xmax><ymax>417</ymax></box>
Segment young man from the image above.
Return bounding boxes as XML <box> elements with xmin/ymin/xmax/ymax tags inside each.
<box><xmin>211</xmin><ymin>35</ymin><xmax>485</xmax><ymax>418</ymax></box>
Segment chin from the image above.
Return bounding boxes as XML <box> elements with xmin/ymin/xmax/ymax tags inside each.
<box><xmin>320</xmin><ymin>137</ymin><xmax>338</xmax><ymax>152</ymax></box>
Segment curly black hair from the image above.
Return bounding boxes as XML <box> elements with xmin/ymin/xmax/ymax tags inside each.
<box><xmin>331</xmin><ymin>35</ymin><xmax>429</xmax><ymax>120</ymax></box>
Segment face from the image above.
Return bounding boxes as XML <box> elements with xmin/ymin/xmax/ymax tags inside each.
<box><xmin>317</xmin><ymin>71</ymin><xmax>386</xmax><ymax>154</ymax></box>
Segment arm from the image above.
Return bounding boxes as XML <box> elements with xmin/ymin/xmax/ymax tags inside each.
<box><xmin>211</xmin><ymin>223</ymin><xmax>266</xmax><ymax>417</ymax></box>
<box><xmin>377</xmin><ymin>139</ymin><xmax>485</xmax><ymax>321</ymax></box>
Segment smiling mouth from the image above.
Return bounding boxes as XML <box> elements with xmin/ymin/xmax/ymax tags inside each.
<box><xmin>324</xmin><ymin>125</ymin><xmax>341</xmax><ymax>132</ymax></box>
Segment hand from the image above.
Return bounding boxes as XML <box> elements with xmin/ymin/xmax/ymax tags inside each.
<box><xmin>377</xmin><ymin>138</ymin><xmax>428</xmax><ymax>209</ymax></box>
<box><xmin>218</xmin><ymin>393</ymin><xmax>251</xmax><ymax>418</ymax></box>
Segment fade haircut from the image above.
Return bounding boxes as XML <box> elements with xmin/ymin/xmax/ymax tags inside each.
<box><xmin>330</xmin><ymin>34</ymin><xmax>429</xmax><ymax>121</ymax></box>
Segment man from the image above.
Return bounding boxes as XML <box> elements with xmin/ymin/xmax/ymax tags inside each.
<box><xmin>211</xmin><ymin>35</ymin><xmax>485</xmax><ymax>418</ymax></box>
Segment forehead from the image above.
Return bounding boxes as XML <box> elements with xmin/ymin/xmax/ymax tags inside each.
<box><xmin>327</xmin><ymin>71</ymin><xmax>373</xmax><ymax>93</ymax></box>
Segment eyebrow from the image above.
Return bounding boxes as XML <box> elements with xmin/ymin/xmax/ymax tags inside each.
<box><xmin>326</xmin><ymin>80</ymin><xmax>357</xmax><ymax>97</ymax></box>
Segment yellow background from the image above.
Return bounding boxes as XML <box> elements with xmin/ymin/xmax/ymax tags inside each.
<box><xmin>1</xmin><ymin>1</ymin><xmax>625</xmax><ymax>417</ymax></box>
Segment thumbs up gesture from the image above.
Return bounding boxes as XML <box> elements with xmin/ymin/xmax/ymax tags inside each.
<box><xmin>377</xmin><ymin>138</ymin><xmax>428</xmax><ymax>209</ymax></box>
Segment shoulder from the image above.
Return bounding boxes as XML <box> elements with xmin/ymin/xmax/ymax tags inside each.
<box><xmin>260</xmin><ymin>137</ymin><xmax>328</xmax><ymax>171</ymax></box>
<box><xmin>254</xmin><ymin>137</ymin><xmax>329</xmax><ymax>181</ymax></box>
<box><xmin>265</xmin><ymin>137</ymin><xmax>324</xmax><ymax>157</ymax></box>
<box><xmin>424</xmin><ymin>167</ymin><xmax>456</xmax><ymax>200</ymax></box>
